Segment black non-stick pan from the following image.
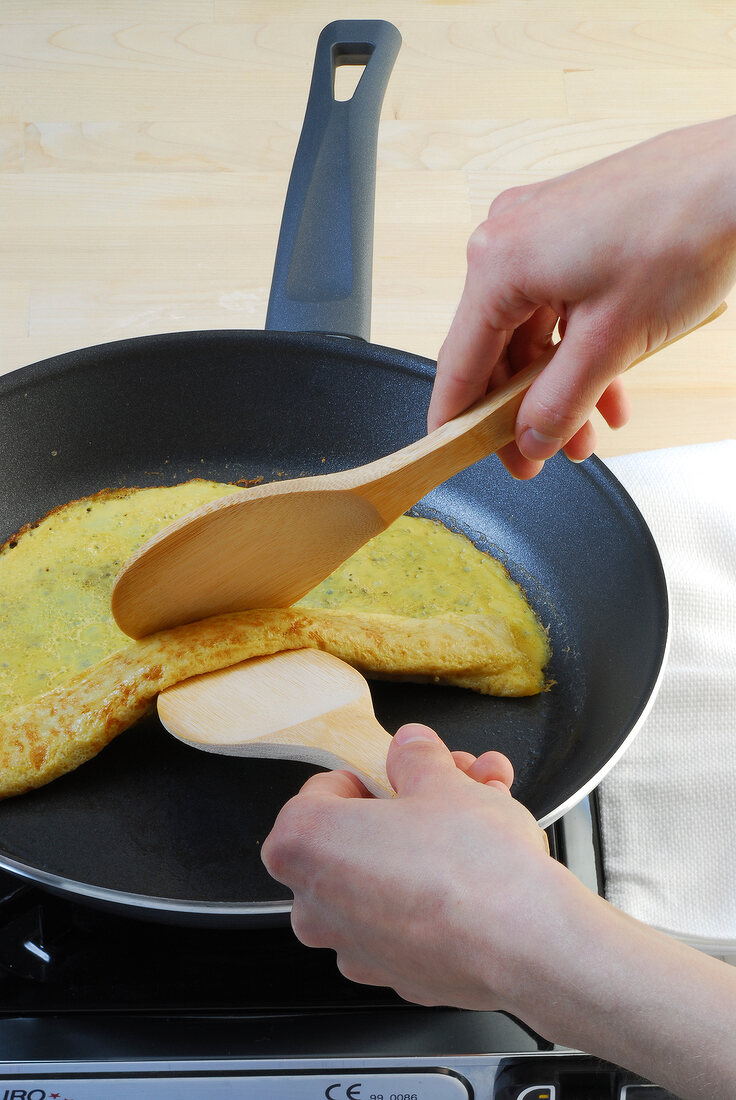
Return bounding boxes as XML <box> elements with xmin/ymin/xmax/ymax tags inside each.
<box><xmin>0</xmin><ymin>22</ymin><xmax>667</xmax><ymax>926</ymax></box>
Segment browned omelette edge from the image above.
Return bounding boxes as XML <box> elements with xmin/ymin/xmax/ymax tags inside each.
<box><xmin>0</xmin><ymin>480</ymin><xmax>264</xmax><ymax>555</ymax></box>
<box><xmin>0</xmin><ymin>607</ymin><xmax>547</xmax><ymax>800</ymax></box>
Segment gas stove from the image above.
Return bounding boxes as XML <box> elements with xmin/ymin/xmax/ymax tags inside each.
<box><xmin>0</xmin><ymin>797</ymin><xmax>680</xmax><ymax>1099</ymax></box>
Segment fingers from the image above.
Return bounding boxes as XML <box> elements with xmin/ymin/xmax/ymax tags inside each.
<box><xmin>506</xmin><ymin>307</ymin><xmax>559</xmax><ymax>373</ymax></box>
<box><xmin>451</xmin><ymin>750</ymin><xmax>478</xmax><ymax>772</ymax></box>
<box><xmin>557</xmin><ymin>373</ymin><xmax>632</xmax><ymax>464</ymax></box>
<box><xmin>261</xmin><ymin>768</ymin><xmax>370</xmax><ymax>886</ymax></box>
<box><xmin>387</xmin><ymin>723</ymin><xmax>462</xmax><ymax>796</ymax></box>
<box><xmin>296</xmin><ymin>767</ymin><xmax>374</xmax><ymax>800</ymax></box>
<box><xmin>595</xmin><ymin>375</ymin><xmax>632</xmax><ymax>430</ymax></box>
<box><xmin>431</xmin><ymin>289</ymin><xmax>633</xmax><ymax>477</ymax></box>
<box><xmin>453</xmin><ymin>749</ymin><xmax>514</xmax><ymax>787</ymax></box>
<box><xmin>560</xmin><ymin>419</ymin><xmax>598</xmax><ymax>464</ymax></box>
<box><xmin>515</xmin><ymin>310</ymin><xmax>633</xmax><ymax>462</ymax></box>
<box><xmin>494</xmin><ymin>440</ymin><xmax>546</xmax><ymax>481</ymax></box>
<box><xmin>466</xmin><ymin>750</ymin><xmax>515</xmax><ymax>790</ymax></box>
<box><xmin>497</xmin><ymin>376</ymin><xmax>631</xmax><ymax>476</ymax></box>
<box><xmin>428</xmin><ymin>292</ymin><xmax>508</xmax><ymax>432</ymax></box>
<box><xmin>428</xmin><ymin>220</ymin><xmax>541</xmax><ymax>433</ymax></box>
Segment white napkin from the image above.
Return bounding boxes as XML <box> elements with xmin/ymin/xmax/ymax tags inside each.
<box><xmin>598</xmin><ymin>440</ymin><xmax>736</xmax><ymax>949</ymax></box>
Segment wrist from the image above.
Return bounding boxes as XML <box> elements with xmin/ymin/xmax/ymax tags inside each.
<box><xmin>488</xmin><ymin>856</ymin><xmax>601</xmax><ymax>1032</ymax></box>
<box><xmin>497</xmin><ymin>858</ymin><xmax>736</xmax><ymax>1097</ymax></box>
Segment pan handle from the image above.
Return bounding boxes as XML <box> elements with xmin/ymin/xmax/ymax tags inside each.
<box><xmin>265</xmin><ymin>20</ymin><xmax>401</xmax><ymax>341</ymax></box>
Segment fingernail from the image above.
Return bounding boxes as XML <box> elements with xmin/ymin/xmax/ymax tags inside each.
<box><xmin>518</xmin><ymin>427</ymin><xmax>563</xmax><ymax>461</ymax></box>
<box><xmin>393</xmin><ymin>724</ymin><xmax>438</xmax><ymax>747</ymax></box>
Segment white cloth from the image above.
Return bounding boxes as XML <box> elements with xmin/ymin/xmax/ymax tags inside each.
<box><xmin>598</xmin><ymin>440</ymin><xmax>736</xmax><ymax>949</ymax></box>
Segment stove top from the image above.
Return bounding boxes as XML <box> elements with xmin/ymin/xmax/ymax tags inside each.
<box><xmin>0</xmin><ymin>798</ymin><xmax>680</xmax><ymax>1098</ymax></box>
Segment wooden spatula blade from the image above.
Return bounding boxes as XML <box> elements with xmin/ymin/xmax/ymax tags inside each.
<box><xmin>157</xmin><ymin>649</ymin><xmax>395</xmax><ymax>798</ymax></box>
<box><xmin>112</xmin><ymin>486</ymin><xmax>385</xmax><ymax>638</ymax></box>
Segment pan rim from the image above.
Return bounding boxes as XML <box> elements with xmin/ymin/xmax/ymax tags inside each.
<box><xmin>0</xmin><ymin>852</ymin><xmax>293</xmax><ymax>916</ymax></box>
<box><xmin>537</xmin><ymin>603</ymin><xmax>670</xmax><ymax>830</ymax></box>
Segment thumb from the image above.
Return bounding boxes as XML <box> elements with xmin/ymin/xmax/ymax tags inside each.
<box><xmin>515</xmin><ymin>310</ymin><xmax>631</xmax><ymax>461</ymax></box>
<box><xmin>387</xmin><ymin>724</ymin><xmax>458</xmax><ymax>797</ymax></box>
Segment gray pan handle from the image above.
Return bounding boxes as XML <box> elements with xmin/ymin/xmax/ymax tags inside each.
<box><xmin>265</xmin><ymin>20</ymin><xmax>401</xmax><ymax>340</ymax></box>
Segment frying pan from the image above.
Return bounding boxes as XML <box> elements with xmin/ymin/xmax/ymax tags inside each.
<box><xmin>0</xmin><ymin>21</ymin><xmax>667</xmax><ymax>927</ymax></box>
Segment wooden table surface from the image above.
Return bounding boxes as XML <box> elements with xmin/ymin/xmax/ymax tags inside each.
<box><xmin>1</xmin><ymin>0</ymin><xmax>734</xmax><ymax>457</ymax></box>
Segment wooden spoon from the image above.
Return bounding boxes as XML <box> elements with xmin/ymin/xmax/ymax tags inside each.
<box><xmin>113</xmin><ymin>304</ymin><xmax>726</xmax><ymax>638</ymax></box>
<box><xmin>157</xmin><ymin>648</ymin><xmax>394</xmax><ymax>799</ymax></box>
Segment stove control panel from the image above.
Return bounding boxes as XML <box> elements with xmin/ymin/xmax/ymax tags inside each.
<box><xmin>0</xmin><ymin>1071</ymin><xmax>471</xmax><ymax>1100</ymax></box>
<box><xmin>0</xmin><ymin>1060</ymin><xmax>680</xmax><ymax>1100</ymax></box>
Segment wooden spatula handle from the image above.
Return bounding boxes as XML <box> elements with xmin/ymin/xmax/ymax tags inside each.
<box><xmin>357</xmin><ymin>301</ymin><xmax>727</xmax><ymax>521</ymax></box>
<box><xmin>331</xmin><ymin>717</ymin><xmax>394</xmax><ymax>798</ymax></box>
<box><xmin>274</xmin><ymin>713</ymin><xmax>394</xmax><ymax>798</ymax></box>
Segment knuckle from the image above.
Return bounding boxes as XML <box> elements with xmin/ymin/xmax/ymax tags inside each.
<box><xmin>290</xmin><ymin>902</ymin><xmax>331</xmax><ymax>949</ymax></box>
<box><xmin>335</xmin><ymin>955</ymin><xmax>381</xmax><ymax>988</ymax></box>
<box><xmin>394</xmin><ymin>986</ymin><xmax>440</xmax><ymax>1008</ymax></box>
<box><xmin>532</xmin><ymin>390</ymin><xmax>589</xmax><ymax>442</ymax></box>
<box><xmin>464</xmin><ymin>218</ymin><xmax>532</xmax><ymax>332</ymax></box>
<box><xmin>466</xmin><ymin>219</ymin><xmax>495</xmax><ymax>269</ymax></box>
<box><xmin>260</xmin><ymin>830</ymin><xmax>289</xmax><ymax>881</ymax></box>
<box><xmin>487</xmin><ymin>183</ymin><xmax>530</xmax><ymax>217</ymax></box>
<box><xmin>466</xmin><ymin>216</ymin><xmax>514</xmax><ymax>274</ymax></box>
<box><xmin>260</xmin><ymin>797</ymin><xmax>323</xmax><ymax>881</ymax></box>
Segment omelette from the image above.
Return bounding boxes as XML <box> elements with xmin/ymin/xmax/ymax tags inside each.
<box><xmin>0</xmin><ymin>481</ymin><xmax>550</xmax><ymax>800</ymax></box>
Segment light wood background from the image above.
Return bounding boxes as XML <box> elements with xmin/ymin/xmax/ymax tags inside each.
<box><xmin>1</xmin><ymin>0</ymin><xmax>734</xmax><ymax>456</ymax></box>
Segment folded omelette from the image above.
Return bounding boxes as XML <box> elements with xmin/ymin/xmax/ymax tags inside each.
<box><xmin>0</xmin><ymin>481</ymin><xmax>550</xmax><ymax>800</ymax></box>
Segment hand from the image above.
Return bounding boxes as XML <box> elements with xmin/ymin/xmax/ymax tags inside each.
<box><xmin>262</xmin><ymin>723</ymin><xmax>736</xmax><ymax>1096</ymax></box>
<box><xmin>428</xmin><ymin>116</ymin><xmax>736</xmax><ymax>478</ymax></box>
<box><xmin>261</xmin><ymin>723</ymin><xmax>555</xmax><ymax>1011</ymax></box>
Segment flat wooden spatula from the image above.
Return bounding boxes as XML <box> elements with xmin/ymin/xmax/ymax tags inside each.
<box><xmin>113</xmin><ymin>304</ymin><xmax>725</xmax><ymax>639</ymax></box>
<box><xmin>157</xmin><ymin>648</ymin><xmax>394</xmax><ymax>798</ymax></box>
